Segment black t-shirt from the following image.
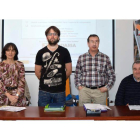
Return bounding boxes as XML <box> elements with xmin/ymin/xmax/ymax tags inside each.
<box><xmin>35</xmin><ymin>45</ymin><xmax>72</xmax><ymax>93</ymax></box>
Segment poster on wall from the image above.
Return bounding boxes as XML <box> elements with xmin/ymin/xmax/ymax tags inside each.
<box><xmin>133</xmin><ymin>19</ymin><xmax>140</xmax><ymax>61</ymax></box>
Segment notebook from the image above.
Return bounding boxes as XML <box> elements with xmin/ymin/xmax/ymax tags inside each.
<box><xmin>44</xmin><ymin>103</ymin><xmax>66</xmax><ymax>112</ymax></box>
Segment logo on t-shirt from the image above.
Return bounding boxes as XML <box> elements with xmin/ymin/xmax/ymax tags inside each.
<box><xmin>42</xmin><ymin>52</ymin><xmax>62</xmax><ymax>87</ymax></box>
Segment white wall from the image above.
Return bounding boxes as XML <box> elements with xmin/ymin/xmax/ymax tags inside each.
<box><xmin>0</xmin><ymin>20</ymin><xmax>134</xmax><ymax>106</ymax></box>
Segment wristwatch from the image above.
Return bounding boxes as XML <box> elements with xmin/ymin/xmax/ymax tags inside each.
<box><xmin>16</xmin><ymin>93</ymin><xmax>19</xmax><ymax>97</ymax></box>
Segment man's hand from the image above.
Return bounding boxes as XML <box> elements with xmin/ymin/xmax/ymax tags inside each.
<box><xmin>65</xmin><ymin>63</ymin><xmax>72</xmax><ymax>80</ymax></box>
<box><xmin>78</xmin><ymin>86</ymin><xmax>84</xmax><ymax>90</ymax></box>
<box><xmin>35</xmin><ymin>65</ymin><xmax>42</xmax><ymax>80</ymax></box>
<box><xmin>98</xmin><ymin>86</ymin><xmax>108</xmax><ymax>93</ymax></box>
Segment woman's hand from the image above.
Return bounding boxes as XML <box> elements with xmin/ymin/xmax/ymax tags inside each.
<box><xmin>10</xmin><ymin>96</ymin><xmax>18</xmax><ymax>105</ymax></box>
<box><xmin>5</xmin><ymin>92</ymin><xmax>18</xmax><ymax>105</ymax></box>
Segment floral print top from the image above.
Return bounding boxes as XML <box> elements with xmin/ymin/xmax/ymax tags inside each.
<box><xmin>0</xmin><ymin>61</ymin><xmax>26</xmax><ymax>106</ymax></box>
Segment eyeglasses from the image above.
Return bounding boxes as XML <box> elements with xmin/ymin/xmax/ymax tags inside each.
<box><xmin>89</xmin><ymin>40</ymin><xmax>99</xmax><ymax>44</ymax></box>
<box><xmin>47</xmin><ymin>33</ymin><xmax>58</xmax><ymax>36</ymax></box>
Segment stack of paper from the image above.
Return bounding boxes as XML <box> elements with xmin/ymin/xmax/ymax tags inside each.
<box><xmin>128</xmin><ymin>105</ymin><xmax>140</xmax><ymax>110</ymax></box>
<box><xmin>0</xmin><ymin>106</ymin><xmax>26</xmax><ymax>112</ymax></box>
<box><xmin>44</xmin><ymin>103</ymin><xmax>65</xmax><ymax>112</ymax></box>
<box><xmin>83</xmin><ymin>103</ymin><xmax>111</xmax><ymax>112</ymax></box>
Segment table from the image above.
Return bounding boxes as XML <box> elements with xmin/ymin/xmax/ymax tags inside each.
<box><xmin>1</xmin><ymin>106</ymin><xmax>140</xmax><ymax>120</ymax></box>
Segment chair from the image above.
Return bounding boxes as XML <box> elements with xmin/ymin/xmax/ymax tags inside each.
<box><xmin>24</xmin><ymin>80</ymin><xmax>31</xmax><ymax>106</ymax></box>
<box><xmin>65</xmin><ymin>78</ymin><xmax>71</xmax><ymax>97</ymax></box>
<box><xmin>65</xmin><ymin>78</ymin><xmax>79</xmax><ymax>106</ymax></box>
<box><xmin>106</xmin><ymin>91</ymin><xmax>109</xmax><ymax>106</ymax></box>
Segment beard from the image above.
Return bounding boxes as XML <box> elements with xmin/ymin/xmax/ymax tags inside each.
<box><xmin>48</xmin><ymin>39</ymin><xmax>59</xmax><ymax>46</ymax></box>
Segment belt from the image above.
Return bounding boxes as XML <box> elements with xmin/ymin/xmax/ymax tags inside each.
<box><xmin>86</xmin><ymin>85</ymin><xmax>105</xmax><ymax>89</ymax></box>
<box><xmin>6</xmin><ymin>86</ymin><xmax>17</xmax><ymax>90</ymax></box>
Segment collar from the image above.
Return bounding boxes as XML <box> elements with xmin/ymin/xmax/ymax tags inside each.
<box><xmin>88</xmin><ymin>50</ymin><xmax>100</xmax><ymax>57</ymax></box>
<box><xmin>133</xmin><ymin>75</ymin><xmax>140</xmax><ymax>82</ymax></box>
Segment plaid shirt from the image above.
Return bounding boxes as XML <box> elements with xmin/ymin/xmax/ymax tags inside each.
<box><xmin>74</xmin><ymin>51</ymin><xmax>116</xmax><ymax>90</ymax></box>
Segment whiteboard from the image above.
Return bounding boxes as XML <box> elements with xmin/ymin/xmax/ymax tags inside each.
<box><xmin>2</xmin><ymin>19</ymin><xmax>113</xmax><ymax>71</ymax></box>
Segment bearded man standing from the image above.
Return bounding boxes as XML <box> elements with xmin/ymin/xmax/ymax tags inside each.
<box><xmin>35</xmin><ymin>26</ymin><xmax>72</xmax><ymax>106</ymax></box>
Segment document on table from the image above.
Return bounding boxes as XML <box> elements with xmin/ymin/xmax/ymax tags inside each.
<box><xmin>128</xmin><ymin>105</ymin><xmax>140</xmax><ymax>110</ymax></box>
<box><xmin>83</xmin><ymin>103</ymin><xmax>111</xmax><ymax>111</ymax></box>
<box><xmin>0</xmin><ymin>106</ymin><xmax>26</xmax><ymax>112</ymax></box>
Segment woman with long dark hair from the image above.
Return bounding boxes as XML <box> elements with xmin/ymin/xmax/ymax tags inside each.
<box><xmin>0</xmin><ymin>43</ymin><xmax>26</xmax><ymax>106</ymax></box>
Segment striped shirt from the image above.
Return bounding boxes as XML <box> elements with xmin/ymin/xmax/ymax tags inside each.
<box><xmin>115</xmin><ymin>74</ymin><xmax>140</xmax><ymax>105</ymax></box>
<box><xmin>74</xmin><ymin>51</ymin><xmax>116</xmax><ymax>90</ymax></box>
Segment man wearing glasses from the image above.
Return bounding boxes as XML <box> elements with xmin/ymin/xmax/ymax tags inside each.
<box><xmin>74</xmin><ymin>34</ymin><xmax>116</xmax><ymax>106</ymax></box>
<box><xmin>115</xmin><ymin>61</ymin><xmax>140</xmax><ymax>106</ymax></box>
<box><xmin>35</xmin><ymin>26</ymin><xmax>72</xmax><ymax>106</ymax></box>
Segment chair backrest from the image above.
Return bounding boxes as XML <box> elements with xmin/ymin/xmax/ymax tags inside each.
<box><xmin>106</xmin><ymin>91</ymin><xmax>109</xmax><ymax>106</ymax></box>
<box><xmin>65</xmin><ymin>78</ymin><xmax>71</xmax><ymax>96</ymax></box>
<box><xmin>24</xmin><ymin>80</ymin><xmax>31</xmax><ymax>105</ymax></box>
